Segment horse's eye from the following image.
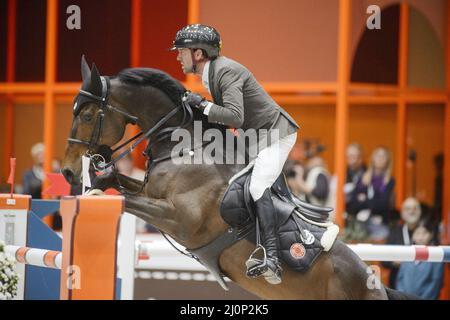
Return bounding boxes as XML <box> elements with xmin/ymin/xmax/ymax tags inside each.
<box><xmin>81</xmin><ymin>114</ymin><xmax>93</xmax><ymax>122</ymax></box>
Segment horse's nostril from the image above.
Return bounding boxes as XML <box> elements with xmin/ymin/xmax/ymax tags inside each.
<box><xmin>62</xmin><ymin>168</ymin><xmax>74</xmax><ymax>184</ymax></box>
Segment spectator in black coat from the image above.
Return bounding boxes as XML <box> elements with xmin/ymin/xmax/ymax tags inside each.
<box><xmin>299</xmin><ymin>156</ymin><xmax>331</xmax><ymax>207</ymax></box>
<box><xmin>348</xmin><ymin>147</ymin><xmax>395</xmax><ymax>240</ymax></box>
<box><xmin>283</xmin><ymin>159</ymin><xmax>305</xmax><ymax>199</ymax></box>
<box><xmin>344</xmin><ymin>143</ymin><xmax>366</xmax><ymax>216</ymax></box>
<box><xmin>396</xmin><ymin>218</ymin><xmax>444</xmax><ymax>299</ymax></box>
<box><xmin>383</xmin><ymin>197</ymin><xmax>422</xmax><ymax>288</ymax></box>
<box><xmin>22</xmin><ymin>143</ymin><xmax>45</xmax><ymax>199</ymax></box>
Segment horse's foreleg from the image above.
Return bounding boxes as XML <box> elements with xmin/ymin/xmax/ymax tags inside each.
<box><xmin>114</xmin><ymin>173</ymin><xmax>147</xmax><ymax>193</ymax></box>
<box><xmin>91</xmin><ymin>172</ymin><xmax>146</xmax><ymax>194</ymax></box>
<box><xmin>124</xmin><ymin>194</ymin><xmax>177</xmax><ymax>234</ymax></box>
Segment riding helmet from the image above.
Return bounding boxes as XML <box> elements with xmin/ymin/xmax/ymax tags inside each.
<box><xmin>170</xmin><ymin>24</ymin><xmax>222</xmax><ymax>58</ymax></box>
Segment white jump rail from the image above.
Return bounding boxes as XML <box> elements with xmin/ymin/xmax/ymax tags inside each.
<box><xmin>135</xmin><ymin>235</ymin><xmax>450</xmax><ymax>272</ymax></box>
<box><xmin>4</xmin><ymin>245</ymin><xmax>62</xmax><ymax>269</ymax></box>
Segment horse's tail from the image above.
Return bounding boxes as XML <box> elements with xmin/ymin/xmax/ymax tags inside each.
<box><xmin>385</xmin><ymin>287</ymin><xmax>421</xmax><ymax>300</ymax></box>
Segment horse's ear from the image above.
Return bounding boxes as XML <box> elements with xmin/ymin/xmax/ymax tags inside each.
<box><xmin>81</xmin><ymin>55</ymin><xmax>91</xmax><ymax>83</ymax></box>
<box><xmin>89</xmin><ymin>63</ymin><xmax>103</xmax><ymax>96</ymax></box>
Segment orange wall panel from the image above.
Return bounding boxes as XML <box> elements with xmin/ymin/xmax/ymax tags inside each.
<box><xmin>13</xmin><ymin>104</ymin><xmax>44</xmax><ymax>187</ymax></box>
<box><xmin>139</xmin><ymin>0</ymin><xmax>188</xmax><ymax>82</ymax></box>
<box><xmin>0</xmin><ymin>0</ymin><xmax>7</xmax><ymax>82</ymax></box>
<box><xmin>15</xmin><ymin>0</ymin><xmax>47</xmax><ymax>81</ymax></box>
<box><xmin>349</xmin><ymin>104</ymin><xmax>397</xmax><ymax>174</ymax></box>
<box><xmin>200</xmin><ymin>0</ymin><xmax>338</xmax><ymax>82</ymax></box>
<box><xmin>57</xmin><ymin>0</ymin><xmax>131</xmax><ymax>81</ymax></box>
<box><xmin>406</xmin><ymin>104</ymin><xmax>444</xmax><ymax>205</ymax></box>
<box><xmin>55</xmin><ymin>103</ymin><xmax>76</xmax><ymax>162</ymax></box>
<box><xmin>284</xmin><ymin>104</ymin><xmax>336</xmax><ymax>172</ymax></box>
<box><xmin>351</xmin><ymin>0</ymin><xmax>446</xmax><ymax>65</ymax></box>
<box><xmin>0</xmin><ymin>103</ymin><xmax>5</xmax><ymax>181</ymax></box>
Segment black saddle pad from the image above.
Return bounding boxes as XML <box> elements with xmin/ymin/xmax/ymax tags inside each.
<box><xmin>220</xmin><ymin>170</ymin><xmax>329</xmax><ymax>272</ymax></box>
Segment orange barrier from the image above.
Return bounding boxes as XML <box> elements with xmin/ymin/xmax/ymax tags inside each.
<box><xmin>59</xmin><ymin>195</ymin><xmax>124</xmax><ymax>300</ymax></box>
<box><xmin>0</xmin><ymin>193</ymin><xmax>31</xmax><ymax>210</ymax></box>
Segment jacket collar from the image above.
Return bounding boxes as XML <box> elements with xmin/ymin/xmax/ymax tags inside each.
<box><xmin>208</xmin><ymin>57</ymin><xmax>221</xmax><ymax>104</ymax></box>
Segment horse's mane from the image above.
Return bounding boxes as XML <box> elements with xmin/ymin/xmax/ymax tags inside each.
<box><xmin>116</xmin><ymin>67</ymin><xmax>227</xmax><ymax>132</ymax></box>
<box><xmin>117</xmin><ymin>68</ymin><xmax>185</xmax><ymax>107</ymax></box>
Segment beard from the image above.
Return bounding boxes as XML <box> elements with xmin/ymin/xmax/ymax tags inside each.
<box><xmin>182</xmin><ymin>63</ymin><xmax>194</xmax><ymax>74</ymax></box>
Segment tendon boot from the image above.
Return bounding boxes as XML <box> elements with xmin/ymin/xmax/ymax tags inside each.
<box><xmin>245</xmin><ymin>188</ymin><xmax>282</xmax><ymax>284</ymax></box>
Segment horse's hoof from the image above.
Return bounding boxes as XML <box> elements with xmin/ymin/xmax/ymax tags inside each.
<box><xmin>85</xmin><ymin>189</ymin><xmax>105</xmax><ymax>196</ymax></box>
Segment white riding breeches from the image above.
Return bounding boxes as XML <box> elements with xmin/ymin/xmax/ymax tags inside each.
<box><xmin>249</xmin><ymin>132</ymin><xmax>297</xmax><ymax>201</ymax></box>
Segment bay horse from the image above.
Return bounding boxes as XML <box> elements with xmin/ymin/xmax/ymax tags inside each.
<box><xmin>61</xmin><ymin>57</ymin><xmax>407</xmax><ymax>299</ymax></box>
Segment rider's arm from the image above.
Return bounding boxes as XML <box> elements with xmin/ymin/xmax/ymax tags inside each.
<box><xmin>206</xmin><ymin>68</ymin><xmax>244</xmax><ymax>128</ymax></box>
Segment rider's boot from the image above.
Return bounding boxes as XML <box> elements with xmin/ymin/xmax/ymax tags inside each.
<box><xmin>246</xmin><ymin>188</ymin><xmax>282</xmax><ymax>284</ymax></box>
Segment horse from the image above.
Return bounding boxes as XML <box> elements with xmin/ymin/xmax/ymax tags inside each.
<box><xmin>61</xmin><ymin>57</ymin><xmax>405</xmax><ymax>300</ymax></box>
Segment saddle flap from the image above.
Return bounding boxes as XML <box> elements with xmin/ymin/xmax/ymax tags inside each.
<box><xmin>272</xmin><ymin>195</ymin><xmax>296</xmax><ymax>227</ymax></box>
<box><xmin>220</xmin><ymin>173</ymin><xmax>252</xmax><ymax>227</ymax></box>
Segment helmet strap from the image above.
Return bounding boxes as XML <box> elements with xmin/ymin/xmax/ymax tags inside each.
<box><xmin>190</xmin><ymin>48</ymin><xmax>208</xmax><ymax>74</ymax></box>
<box><xmin>190</xmin><ymin>49</ymin><xmax>198</xmax><ymax>74</ymax></box>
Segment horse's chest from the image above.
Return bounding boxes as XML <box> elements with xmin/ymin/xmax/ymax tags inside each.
<box><xmin>145</xmin><ymin>167</ymin><xmax>176</xmax><ymax>197</ymax></box>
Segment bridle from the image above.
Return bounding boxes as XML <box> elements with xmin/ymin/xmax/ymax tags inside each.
<box><xmin>68</xmin><ymin>76</ymin><xmax>194</xmax><ymax>176</ymax></box>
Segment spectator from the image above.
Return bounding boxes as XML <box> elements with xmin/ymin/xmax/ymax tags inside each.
<box><xmin>301</xmin><ymin>155</ymin><xmax>332</xmax><ymax>207</ymax></box>
<box><xmin>22</xmin><ymin>143</ymin><xmax>63</xmax><ymax>230</ymax></box>
<box><xmin>396</xmin><ymin>218</ymin><xmax>444</xmax><ymax>299</ymax></box>
<box><xmin>383</xmin><ymin>197</ymin><xmax>422</xmax><ymax>288</ymax></box>
<box><xmin>22</xmin><ymin>143</ymin><xmax>45</xmax><ymax>199</ymax></box>
<box><xmin>348</xmin><ymin>147</ymin><xmax>395</xmax><ymax>241</ymax></box>
<box><xmin>344</xmin><ymin>143</ymin><xmax>366</xmax><ymax>213</ymax></box>
<box><xmin>283</xmin><ymin>159</ymin><xmax>305</xmax><ymax>199</ymax></box>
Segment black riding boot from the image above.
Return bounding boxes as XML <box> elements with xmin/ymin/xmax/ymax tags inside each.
<box><xmin>246</xmin><ymin>188</ymin><xmax>282</xmax><ymax>284</ymax></box>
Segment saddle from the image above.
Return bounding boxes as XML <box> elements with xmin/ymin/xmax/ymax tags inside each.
<box><xmin>188</xmin><ymin>167</ymin><xmax>339</xmax><ymax>290</ymax></box>
<box><xmin>220</xmin><ymin>170</ymin><xmax>333</xmax><ymax>227</ymax></box>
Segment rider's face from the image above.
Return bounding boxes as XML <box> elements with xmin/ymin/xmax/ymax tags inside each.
<box><xmin>177</xmin><ymin>48</ymin><xmax>194</xmax><ymax>74</ymax></box>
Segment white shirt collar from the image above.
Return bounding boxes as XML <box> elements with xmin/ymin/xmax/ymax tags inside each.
<box><xmin>201</xmin><ymin>61</ymin><xmax>211</xmax><ymax>94</ymax></box>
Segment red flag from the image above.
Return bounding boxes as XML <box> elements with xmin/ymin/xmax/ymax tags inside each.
<box><xmin>7</xmin><ymin>158</ymin><xmax>16</xmax><ymax>197</ymax></box>
<box><xmin>43</xmin><ymin>173</ymin><xmax>71</xmax><ymax>196</ymax></box>
<box><xmin>104</xmin><ymin>188</ymin><xmax>121</xmax><ymax>195</ymax></box>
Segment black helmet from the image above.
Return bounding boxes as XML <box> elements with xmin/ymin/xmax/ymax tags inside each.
<box><xmin>170</xmin><ymin>24</ymin><xmax>222</xmax><ymax>58</ymax></box>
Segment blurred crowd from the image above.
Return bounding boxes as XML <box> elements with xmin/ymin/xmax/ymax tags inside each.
<box><xmin>283</xmin><ymin>140</ymin><xmax>445</xmax><ymax>299</ymax></box>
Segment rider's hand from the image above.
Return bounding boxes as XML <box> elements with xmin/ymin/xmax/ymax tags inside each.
<box><xmin>184</xmin><ymin>92</ymin><xmax>208</xmax><ymax>112</ymax></box>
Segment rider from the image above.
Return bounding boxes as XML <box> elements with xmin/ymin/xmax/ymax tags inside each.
<box><xmin>170</xmin><ymin>24</ymin><xmax>299</xmax><ymax>284</ymax></box>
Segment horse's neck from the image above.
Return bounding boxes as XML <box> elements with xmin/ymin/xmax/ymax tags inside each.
<box><xmin>116</xmin><ymin>84</ymin><xmax>187</xmax><ymax>159</ymax></box>
<box><xmin>144</xmin><ymin>120</ymin><xmax>199</xmax><ymax>161</ymax></box>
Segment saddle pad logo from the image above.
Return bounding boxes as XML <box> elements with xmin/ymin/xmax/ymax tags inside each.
<box><xmin>300</xmin><ymin>230</ymin><xmax>315</xmax><ymax>245</ymax></box>
<box><xmin>290</xmin><ymin>243</ymin><xmax>306</xmax><ymax>259</ymax></box>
